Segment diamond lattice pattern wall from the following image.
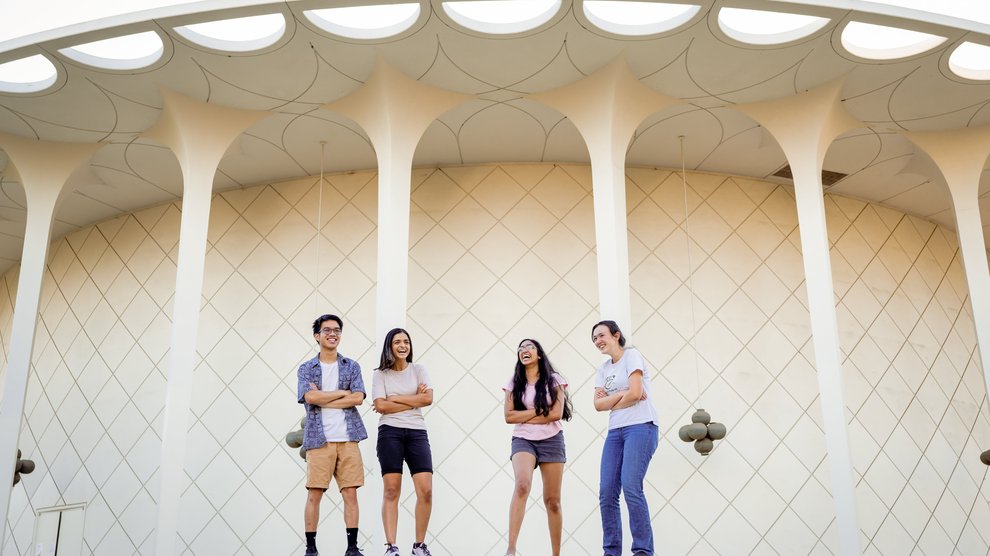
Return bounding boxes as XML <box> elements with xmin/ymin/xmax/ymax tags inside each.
<box><xmin>0</xmin><ymin>164</ymin><xmax>987</xmax><ymax>556</ymax></box>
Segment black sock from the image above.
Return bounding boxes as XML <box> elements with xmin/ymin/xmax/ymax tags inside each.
<box><xmin>346</xmin><ymin>528</ymin><xmax>358</xmax><ymax>548</ymax></box>
<box><xmin>305</xmin><ymin>532</ymin><xmax>316</xmax><ymax>550</ymax></box>
<box><xmin>413</xmin><ymin>542</ymin><xmax>426</xmax><ymax>548</ymax></box>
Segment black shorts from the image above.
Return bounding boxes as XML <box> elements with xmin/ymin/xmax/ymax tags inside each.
<box><xmin>510</xmin><ymin>431</ymin><xmax>566</xmax><ymax>467</ymax></box>
<box><xmin>376</xmin><ymin>424</ymin><xmax>433</xmax><ymax>475</ymax></box>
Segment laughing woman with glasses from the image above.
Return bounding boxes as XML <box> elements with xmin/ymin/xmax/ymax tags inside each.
<box><xmin>502</xmin><ymin>339</ymin><xmax>572</xmax><ymax>556</ymax></box>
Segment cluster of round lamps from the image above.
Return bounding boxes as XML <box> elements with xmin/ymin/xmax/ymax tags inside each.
<box><xmin>13</xmin><ymin>449</ymin><xmax>34</xmax><ymax>486</ymax></box>
<box><xmin>677</xmin><ymin>408</ymin><xmax>726</xmax><ymax>456</ymax></box>
<box><xmin>286</xmin><ymin>418</ymin><xmax>306</xmax><ymax>460</ymax></box>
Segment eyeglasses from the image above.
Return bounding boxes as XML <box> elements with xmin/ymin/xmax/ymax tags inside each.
<box><xmin>518</xmin><ymin>342</ymin><xmax>537</xmax><ymax>352</ymax></box>
<box><xmin>320</xmin><ymin>328</ymin><xmax>342</xmax><ymax>337</ymax></box>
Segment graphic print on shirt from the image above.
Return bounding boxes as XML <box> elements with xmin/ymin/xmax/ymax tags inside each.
<box><xmin>603</xmin><ymin>373</ymin><xmax>616</xmax><ymax>393</ymax></box>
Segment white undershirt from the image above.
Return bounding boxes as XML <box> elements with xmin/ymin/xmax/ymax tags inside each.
<box><xmin>320</xmin><ymin>361</ymin><xmax>348</xmax><ymax>442</ymax></box>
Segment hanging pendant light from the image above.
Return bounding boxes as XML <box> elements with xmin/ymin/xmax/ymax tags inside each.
<box><xmin>288</xmin><ymin>141</ymin><xmax>329</xmax><ymax>462</ymax></box>
<box><xmin>678</xmin><ymin>408</ymin><xmax>726</xmax><ymax>455</ymax></box>
<box><xmin>670</xmin><ymin>135</ymin><xmax>726</xmax><ymax>456</ymax></box>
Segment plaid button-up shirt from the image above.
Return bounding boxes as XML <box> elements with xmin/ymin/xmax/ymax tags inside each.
<box><xmin>297</xmin><ymin>354</ymin><xmax>369</xmax><ymax>450</ymax></box>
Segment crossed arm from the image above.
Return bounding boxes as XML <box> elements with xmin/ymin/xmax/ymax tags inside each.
<box><xmin>373</xmin><ymin>384</ymin><xmax>433</xmax><ymax>414</ymax></box>
<box><xmin>594</xmin><ymin>370</ymin><xmax>646</xmax><ymax>412</ymax></box>
<box><xmin>504</xmin><ymin>387</ymin><xmax>565</xmax><ymax>424</ymax></box>
<box><xmin>304</xmin><ymin>383</ymin><xmax>365</xmax><ymax>408</ymax></box>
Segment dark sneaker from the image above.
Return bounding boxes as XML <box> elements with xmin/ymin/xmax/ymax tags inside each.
<box><xmin>411</xmin><ymin>543</ymin><xmax>432</xmax><ymax>556</ymax></box>
<box><xmin>344</xmin><ymin>547</ymin><xmax>365</xmax><ymax>556</ymax></box>
<box><xmin>305</xmin><ymin>547</ymin><xmax>318</xmax><ymax>556</ymax></box>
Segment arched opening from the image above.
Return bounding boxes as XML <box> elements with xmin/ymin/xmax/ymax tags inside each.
<box><xmin>628</xmin><ymin>102</ymin><xmax>846</xmax><ymax>552</ymax></box>
<box><xmin>404</xmin><ymin>97</ymin><xmax>592</xmax><ymax>554</ymax></box>
<box><xmin>821</xmin><ymin>127</ymin><xmax>990</xmax><ymax>554</ymax></box>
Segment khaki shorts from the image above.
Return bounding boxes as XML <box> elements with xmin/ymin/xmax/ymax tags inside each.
<box><xmin>306</xmin><ymin>441</ymin><xmax>365</xmax><ymax>491</ymax></box>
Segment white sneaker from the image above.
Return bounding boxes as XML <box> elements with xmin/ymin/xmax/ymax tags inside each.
<box><xmin>411</xmin><ymin>543</ymin><xmax>432</xmax><ymax>556</ymax></box>
<box><xmin>384</xmin><ymin>545</ymin><xmax>400</xmax><ymax>556</ymax></box>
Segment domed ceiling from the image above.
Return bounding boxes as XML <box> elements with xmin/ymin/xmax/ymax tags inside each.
<box><xmin>0</xmin><ymin>0</ymin><xmax>988</xmax><ymax>274</ymax></box>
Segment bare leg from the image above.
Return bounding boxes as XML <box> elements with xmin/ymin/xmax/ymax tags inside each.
<box><xmin>382</xmin><ymin>474</ymin><xmax>402</xmax><ymax>544</ymax></box>
<box><xmin>412</xmin><ymin>472</ymin><xmax>433</xmax><ymax>543</ymax></box>
<box><xmin>341</xmin><ymin>486</ymin><xmax>359</xmax><ymax>528</ymax></box>
<box><xmin>305</xmin><ymin>488</ymin><xmax>324</xmax><ymax>531</ymax></box>
<box><xmin>539</xmin><ymin>463</ymin><xmax>564</xmax><ymax>556</ymax></box>
<box><xmin>507</xmin><ymin>452</ymin><xmax>536</xmax><ymax>555</ymax></box>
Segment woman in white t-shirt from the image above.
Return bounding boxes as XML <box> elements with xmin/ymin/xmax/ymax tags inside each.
<box><xmin>502</xmin><ymin>338</ymin><xmax>572</xmax><ymax>556</ymax></box>
<box><xmin>592</xmin><ymin>320</ymin><xmax>659</xmax><ymax>556</ymax></box>
<box><xmin>372</xmin><ymin>328</ymin><xmax>435</xmax><ymax>556</ymax></box>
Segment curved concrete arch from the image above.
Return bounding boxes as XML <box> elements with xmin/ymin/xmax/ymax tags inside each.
<box><xmin>0</xmin><ymin>133</ymin><xmax>101</xmax><ymax>532</ymax></box>
<box><xmin>528</xmin><ymin>55</ymin><xmax>682</xmax><ymax>332</ymax></box>
<box><xmin>726</xmin><ymin>79</ymin><xmax>866</xmax><ymax>556</ymax></box>
<box><xmin>323</xmin><ymin>58</ymin><xmax>472</xmax><ymax>341</ymax></box>
<box><xmin>899</xmin><ymin>127</ymin><xmax>990</xmax><ymax>407</ymax></box>
<box><xmin>138</xmin><ymin>88</ymin><xmax>270</xmax><ymax>555</ymax></box>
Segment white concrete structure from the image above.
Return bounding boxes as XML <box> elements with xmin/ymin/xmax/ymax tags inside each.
<box><xmin>0</xmin><ymin>1</ymin><xmax>988</xmax><ymax>555</ymax></box>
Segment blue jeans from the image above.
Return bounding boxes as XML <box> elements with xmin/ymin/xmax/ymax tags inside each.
<box><xmin>600</xmin><ymin>422</ymin><xmax>659</xmax><ymax>556</ymax></box>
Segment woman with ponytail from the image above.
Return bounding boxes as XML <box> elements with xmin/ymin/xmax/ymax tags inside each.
<box><xmin>591</xmin><ymin>320</ymin><xmax>658</xmax><ymax>556</ymax></box>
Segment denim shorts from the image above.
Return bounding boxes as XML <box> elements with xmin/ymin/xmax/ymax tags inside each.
<box><xmin>510</xmin><ymin>431</ymin><xmax>566</xmax><ymax>467</ymax></box>
<box><xmin>377</xmin><ymin>424</ymin><xmax>433</xmax><ymax>475</ymax></box>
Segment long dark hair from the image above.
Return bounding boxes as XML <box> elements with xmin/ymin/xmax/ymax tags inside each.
<box><xmin>512</xmin><ymin>339</ymin><xmax>572</xmax><ymax>421</ymax></box>
<box><xmin>377</xmin><ymin>328</ymin><xmax>413</xmax><ymax>370</ymax></box>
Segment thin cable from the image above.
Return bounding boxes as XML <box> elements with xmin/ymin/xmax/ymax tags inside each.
<box><xmin>679</xmin><ymin>136</ymin><xmax>702</xmax><ymax>406</ymax></box>
<box><xmin>314</xmin><ymin>141</ymin><xmax>326</xmax><ymax>313</ymax></box>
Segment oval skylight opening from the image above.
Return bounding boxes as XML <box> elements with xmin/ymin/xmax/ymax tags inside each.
<box><xmin>718</xmin><ymin>7</ymin><xmax>829</xmax><ymax>45</ymax></box>
<box><xmin>175</xmin><ymin>13</ymin><xmax>286</xmax><ymax>52</ymax></box>
<box><xmin>948</xmin><ymin>41</ymin><xmax>990</xmax><ymax>80</ymax></box>
<box><xmin>59</xmin><ymin>31</ymin><xmax>163</xmax><ymax>70</ymax></box>
<box><xmin>841</xmin><ymin>21</ymin><xmax>946</xmax><ymax>60</ymax></box>
<box><xmin>0</xmin><ymin>55</ymin><xmax>58</xmax><ymax>93</ymax></box>
<box><xmin>443</xmin><ymin>0</ymin><xmax>561</xmax><ymax>34</ymax></box>
<box><xmin>305</xmin><ymin>4</ymin><xmax>420</xmax><ymax>40</ymax></box>
<box><xmin>584</xmin><ymin>1</ymin><xmax>699</xmax><ymax>36</ymax></box>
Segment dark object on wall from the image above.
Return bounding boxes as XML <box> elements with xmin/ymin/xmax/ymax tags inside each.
<box><xmin>13</xmin><ymin>449</ymin><xmax>35</xmax><ymax>486</ymax></box>
<box><xmin>981</xmin><ymin>450</ymin><xmax>990</xmax><ymax>466</ymax></box>
<box><xmin>677</xmin><ymin>408</ymin><xmax>727</xmax><ymax>456</ymax></box>
<box><xmin>286</xmin><ymin>416</ymin><xmax>307</xmax><ymax>461</ymax></box>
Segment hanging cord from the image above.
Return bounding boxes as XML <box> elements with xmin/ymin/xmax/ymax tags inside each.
<box><xmin>679</xmin><ymin>136</ymin><xmax>702</xmax><ymax>406</ymax></box>
<box><xmin>314</xmin><ymin>141</ymin><xmax>326</xmax><ymax>313</ymax></box>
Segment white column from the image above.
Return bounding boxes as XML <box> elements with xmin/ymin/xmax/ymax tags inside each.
<box><xmin>530</xmin><ymin>58</ymin><xmax>680</xmax><ymax>332</ymax></box>
<box><xmin>737</xmin><ymin>81</ymin><xmax>863</xmax><ymax>556</ymax></box>
<box><xmin>325</xmin><ymin>59</ymin><xmax>470</xmax><ymax>342</ymax></box>
<box><xmin>143</xmin><ymin>90</ymin><xmax>267</xmax><ymax>556</ymax></box>
<box><xmin>588</xmin><ymin>139</ymin><xmax>634</xmax><ymax>331</ymax></box>
<box><xmin>0</xmin><ymin>134</ymin><xmax>99</xmax><ymax>531</ymax></box>
<box><xmin>904</xmin><ymin>128</ymin><xmax>990</xmax><ymax>399</ymax></box>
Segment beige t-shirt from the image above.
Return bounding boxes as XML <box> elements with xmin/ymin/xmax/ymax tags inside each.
<box><xmin>371</xmin><ymin>362</ymin><xmax>433</xmax><ymax>430</ymax></box>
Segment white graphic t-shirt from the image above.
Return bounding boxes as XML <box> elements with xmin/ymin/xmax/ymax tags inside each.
<box><xmin>594</xmin><ymin>348</ymin><xmax>658</xmax><ymax>430</ymax></box>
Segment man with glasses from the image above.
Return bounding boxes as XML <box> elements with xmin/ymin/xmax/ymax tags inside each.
<box><xmin>298</xmin><ymin>314</ymin><xmax>368</xmax><ymax>556</ymax></box>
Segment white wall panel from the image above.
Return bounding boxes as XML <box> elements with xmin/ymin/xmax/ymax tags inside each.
<box><xmin>1</xmin><ymin>164</ymin><xmax>987</xmax><ymax>556</ymax></box>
